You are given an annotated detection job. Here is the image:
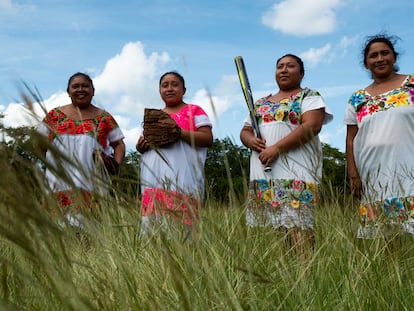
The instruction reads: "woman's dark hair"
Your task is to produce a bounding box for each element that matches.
[276,54,305,75]
[159,71,186,89]
[362,33,400,71]
[66,72,95,92]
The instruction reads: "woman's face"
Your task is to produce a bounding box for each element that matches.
[365,42,396,79]
[275,56,304,91]
[159,73,186,107]
[68,75,94,108]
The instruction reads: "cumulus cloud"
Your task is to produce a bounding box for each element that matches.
[190,88,231,126]
[0,0,35,14]
[262,0,343,36]
[299,43,332,67]
[297,35,359,69]
[338,35,358,55]
[93,41,170,116]
[0,91,69,128]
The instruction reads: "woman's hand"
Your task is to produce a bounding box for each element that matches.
[258,145,280,167]
[349,176,363,200]
[248,136,266,153]
[240,125,266,152]
[136,135,149,153]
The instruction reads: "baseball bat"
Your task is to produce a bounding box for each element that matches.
[234,56,272,173]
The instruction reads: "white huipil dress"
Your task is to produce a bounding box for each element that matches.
[245,88,333,230]
[344,74,414,238]
[139,104,212,234]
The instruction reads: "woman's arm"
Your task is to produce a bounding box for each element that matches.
[258,108,325,167]
[240,125,266,152]
[345,124,362,199]
[136,135,149,153]
[180,126,213,148]
[111,140,126,165]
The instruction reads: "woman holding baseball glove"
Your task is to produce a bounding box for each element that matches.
[136,71,213,237]
[240,54,333,255]
[37,72,126,227]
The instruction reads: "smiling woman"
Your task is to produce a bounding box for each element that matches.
[345,33,414,239]
[36,72,126,227]
[136,71,213,238]
[240,54,333,257]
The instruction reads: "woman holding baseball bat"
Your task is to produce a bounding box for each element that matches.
[240,54,333,255]
[136,71,213,238]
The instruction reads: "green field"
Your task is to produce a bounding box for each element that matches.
[0,95,412,310]
[1,147,414,311]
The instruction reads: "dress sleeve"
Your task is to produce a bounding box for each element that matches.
[343,102,358,125]
[105,113,125,143]
[301,90,333,125]
[243,114,252,127]
[36,109,56,137]
[191,104,212,129]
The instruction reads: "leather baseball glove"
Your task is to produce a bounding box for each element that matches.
[143,108,181,147]
[94,151,120,175]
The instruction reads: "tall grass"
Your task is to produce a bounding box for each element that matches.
[1,140,414,311]
[1,95,414,310]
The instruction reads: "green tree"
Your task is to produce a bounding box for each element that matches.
[321,142,347,198]
[204,137,250,203]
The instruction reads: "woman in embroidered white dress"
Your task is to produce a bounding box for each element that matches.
[37,72,125,224]
[136,72,213,235]
[345,34,414,239]
[240,54,333,253]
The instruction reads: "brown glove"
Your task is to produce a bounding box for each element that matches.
[101,153,120,175]
[94,151,120,175]
[143,108,181,147]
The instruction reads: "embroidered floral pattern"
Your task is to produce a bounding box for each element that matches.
[359,196,414,225]
[253,88,320,126]
[44,108,119,149]
[248,178,318,210]
[349,74,414,125]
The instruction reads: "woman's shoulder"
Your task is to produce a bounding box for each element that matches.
[45,106,65,119]
[301,87,322,97]
[404,73,414,85]
[185,103,208,116]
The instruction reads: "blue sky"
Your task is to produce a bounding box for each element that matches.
[0,0,413,153]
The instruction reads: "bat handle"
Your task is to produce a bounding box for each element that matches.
[264,166,272,173]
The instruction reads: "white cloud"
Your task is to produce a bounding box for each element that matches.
[338,35,359,55]
[299,43,332,67]
[93,41,170,118]
[122,126,140,153]
[0,0,35,14]
[262,0,343,36]
[190,88,231,126]
[0,91,69,128]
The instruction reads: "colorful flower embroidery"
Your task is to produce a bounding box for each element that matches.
[44,107,119,149]
[263,113,274,123]
[387,92,409,107]
[275,109,285,121]
[253,88,319,126]
[248,178,318,209]
[350,73,414,125]
[359,196,414,225]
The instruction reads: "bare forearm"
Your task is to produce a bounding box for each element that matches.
[345,125,359,178]
[181,127,213,147]
[240,127,254,148]
[113,141,126,165]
